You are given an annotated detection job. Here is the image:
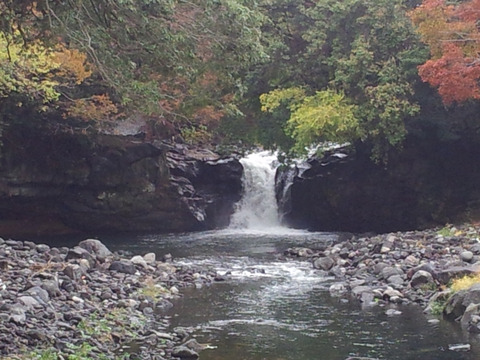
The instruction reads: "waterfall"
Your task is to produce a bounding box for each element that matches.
[229,151,282,230]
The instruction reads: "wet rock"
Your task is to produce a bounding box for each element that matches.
[171,345,199,359]
[313,257,335,271]
[460,303,480,332]
[444,284,480,320]
[329,283,347,296]
[385,309,402,316]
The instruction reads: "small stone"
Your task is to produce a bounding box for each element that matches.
[410,270,434,288]
[35,244,51,253]
[66,247,96,267]
[131,255,148,269]
[25,286,49,303]
[329,283,347,296]
[144,252,156,264]
[404,255,420,267]
[63,264,84,281]
[10,305,26,324]
[72,296,84,303]
[109,260,136,274]
[385,309,402,316]
[78,239,112,259]
[18,296,41,309]
[387,275,404,286]
[171,345,199,359]
[461,251,474,263]
[313,257,335,271]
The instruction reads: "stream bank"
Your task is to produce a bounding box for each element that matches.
[285,223,480,335]
[2,223,480,359]
[0,237,221,359]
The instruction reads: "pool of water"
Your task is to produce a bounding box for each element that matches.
[93,229,480,360]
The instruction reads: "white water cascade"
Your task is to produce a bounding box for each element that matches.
[229,151,282,230]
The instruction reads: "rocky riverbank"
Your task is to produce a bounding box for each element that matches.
[285,224,480,334]
[0,238,221,359]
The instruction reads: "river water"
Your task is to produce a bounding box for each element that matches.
[106,229,480,360]
[102,151,480,360]
[42,151,480,359]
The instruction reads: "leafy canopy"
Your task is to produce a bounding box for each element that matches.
[260,88,359,154]
[409,0,480,105]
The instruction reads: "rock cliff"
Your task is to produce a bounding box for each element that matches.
[278,139,480,233]
[0,126,242,238]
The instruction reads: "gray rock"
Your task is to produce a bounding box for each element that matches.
[381,266,404,280]
[25,286,49,304]
[17,296,41,309]
[109,260,136,274]
[313,257,335,271]
[171,345,199,359]
[35,244,50,253]
[469,244,480,255]
[436,267,477,285]
[444,284,480,319]
[131,255,148,269]
[404,255,420,267]
[385,309,402,316]
[329,283,347,296]
[387,275,404,286]
[78,239,112,259]
[460,251,474,263]
[144,252,156,264]
[460,303,480,331]
[9,305,26,324]
[63,264,84,281]
[65,247,96,267]
[410,270,434,288]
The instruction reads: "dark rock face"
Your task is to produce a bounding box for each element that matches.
[0,126,242,237]
[278,140,480,233]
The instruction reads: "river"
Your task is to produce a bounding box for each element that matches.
[101,228,478,360]
[41,151,480,359]
[102,152,479,360]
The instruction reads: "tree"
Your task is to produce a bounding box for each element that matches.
[243,0,426,160]
[0,0,268,141]
[409,0,480,105]
[260,87,359,154]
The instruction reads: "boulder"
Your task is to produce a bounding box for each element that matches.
[444,284,480,320]
[313,257,335,271]
[109,260,136,275]
[171,345,199,359]
[436,267,477,285]
[78,239,112,259]
[410,270,434,288]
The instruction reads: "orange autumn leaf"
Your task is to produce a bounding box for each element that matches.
[66,94,118,122]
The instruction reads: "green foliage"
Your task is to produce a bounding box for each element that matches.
[0,31,61,104]
[244,0,427,160]
[260,87,359,154]
[430,298,448,315]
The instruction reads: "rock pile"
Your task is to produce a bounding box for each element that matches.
[0,238,220,359]
[285,225,480,332]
